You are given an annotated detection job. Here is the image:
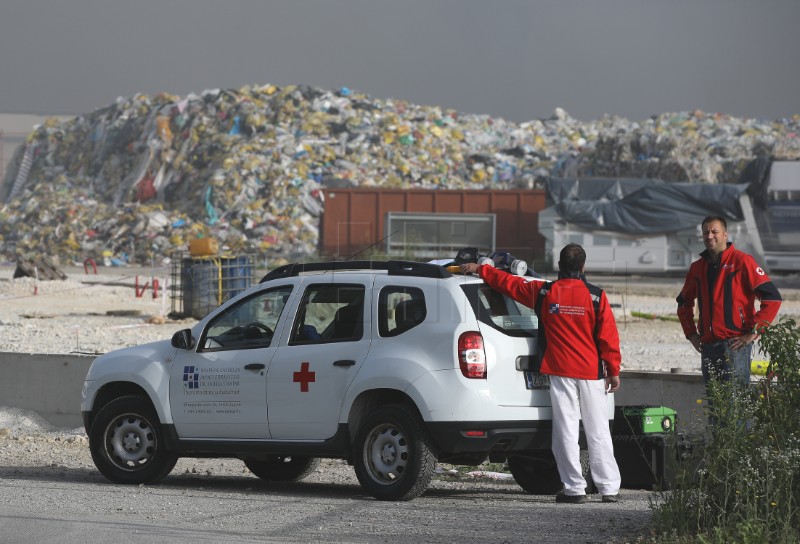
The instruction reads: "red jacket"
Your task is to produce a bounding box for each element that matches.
[477,265,621,379]
[677,243,782,343]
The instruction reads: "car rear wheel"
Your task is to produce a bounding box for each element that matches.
[353,404,435,501]
[508,450,563,494]
[244,456,320,482]
[89,395,178,484]
[580,449,597,494]
[509,449,596,495]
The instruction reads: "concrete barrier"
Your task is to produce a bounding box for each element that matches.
[614,370,707,433]
[0,352,708,432]
[0,352,94,428]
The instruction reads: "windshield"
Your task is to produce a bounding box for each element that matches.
[461,284,538,338]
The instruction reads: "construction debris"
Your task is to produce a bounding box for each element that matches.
[1,84,798,266]
[13,256,67,280]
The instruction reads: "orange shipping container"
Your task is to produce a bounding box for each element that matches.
[320,188,546,266]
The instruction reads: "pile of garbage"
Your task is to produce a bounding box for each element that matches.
[1,83,798,266]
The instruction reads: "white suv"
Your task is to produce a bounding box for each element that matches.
[81,259,612,500]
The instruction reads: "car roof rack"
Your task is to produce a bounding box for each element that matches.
[259,260,452,283]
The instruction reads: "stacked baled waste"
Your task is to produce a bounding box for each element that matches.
[1,84,799,266]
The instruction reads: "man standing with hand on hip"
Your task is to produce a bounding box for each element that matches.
[677,216,782,393]
[461,243,621,504]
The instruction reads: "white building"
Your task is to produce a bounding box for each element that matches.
[537,177,775,274]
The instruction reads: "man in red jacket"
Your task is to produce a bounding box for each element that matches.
[677,216,782,392]
[461,243,621,504]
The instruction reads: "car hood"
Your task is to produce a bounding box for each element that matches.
[86,339,175,378]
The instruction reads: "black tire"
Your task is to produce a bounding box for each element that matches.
[353,404,435,501]
[88,395,178,485]
[580,449,597,494]
[244,456,320,482]
[509,449,595,495]
[508,451,563,495]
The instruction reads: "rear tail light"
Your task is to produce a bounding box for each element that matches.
[458,331,486,379]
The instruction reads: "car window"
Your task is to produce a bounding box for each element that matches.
[379,286,426,337]
[200,285,293,351]
[461,284,538,338]
[289,283,365,345]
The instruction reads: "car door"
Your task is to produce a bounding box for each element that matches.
[267,277,372,440]
[169,284,295,439]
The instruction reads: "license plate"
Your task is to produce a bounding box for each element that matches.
[524,372,550,389]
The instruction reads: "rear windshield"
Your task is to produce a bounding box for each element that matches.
[461,284,538,338]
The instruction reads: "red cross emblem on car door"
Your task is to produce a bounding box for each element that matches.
[293,362,316,392]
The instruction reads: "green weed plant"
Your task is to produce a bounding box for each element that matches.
[645,317,800,544]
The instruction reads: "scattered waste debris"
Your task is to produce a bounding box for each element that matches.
[1,84,797,266]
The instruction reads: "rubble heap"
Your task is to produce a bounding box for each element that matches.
[1,84,798,266]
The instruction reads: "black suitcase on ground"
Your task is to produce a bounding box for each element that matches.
[613,433,689,491]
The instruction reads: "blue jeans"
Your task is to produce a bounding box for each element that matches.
[701,339,752,390]
[701,339,753,428]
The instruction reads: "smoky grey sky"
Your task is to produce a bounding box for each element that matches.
[2,0,799,123]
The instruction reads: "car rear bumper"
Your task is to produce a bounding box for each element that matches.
[425,420,553,458]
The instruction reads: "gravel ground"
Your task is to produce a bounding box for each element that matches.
[0,405,656,544]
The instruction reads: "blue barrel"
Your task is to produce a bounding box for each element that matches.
[221,256,253,302]
[180,258,194,318]
[185,259,219,319]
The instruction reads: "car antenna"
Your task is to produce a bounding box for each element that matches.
[345,230,399,261]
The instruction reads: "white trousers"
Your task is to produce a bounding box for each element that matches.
[549,375,621,496]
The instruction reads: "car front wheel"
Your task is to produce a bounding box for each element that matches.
[89,395,178,484]
[353,404,435,501]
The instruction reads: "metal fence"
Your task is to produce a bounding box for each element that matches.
[170,253,257,319]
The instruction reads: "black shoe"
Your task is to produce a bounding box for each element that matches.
[601,494,620,503]
[555,491,587,504]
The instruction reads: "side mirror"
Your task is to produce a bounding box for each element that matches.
[171,329,195,350]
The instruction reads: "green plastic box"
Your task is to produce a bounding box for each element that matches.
[614,406,677,434]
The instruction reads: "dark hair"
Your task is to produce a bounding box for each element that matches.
[701,216,728,230]
[558,243,586,273]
